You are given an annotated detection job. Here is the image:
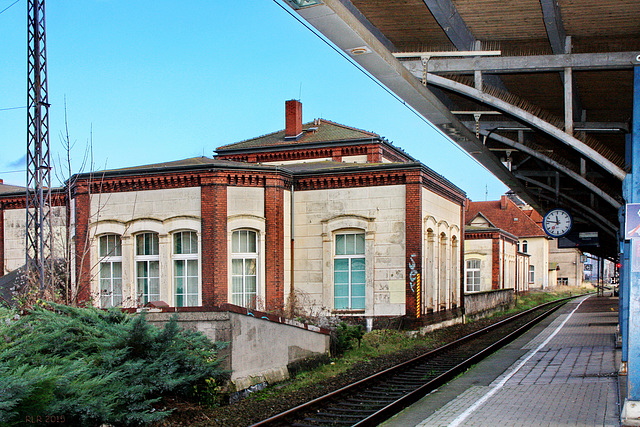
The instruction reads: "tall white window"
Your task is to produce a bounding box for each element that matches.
[522,240,528,253]
[99,234,122,307]
[529,265,535,283]
[136,232,160,305]
[465,259,481,292]
[334,233,365,310]
[231,230,258,308]
[173,231,199,307]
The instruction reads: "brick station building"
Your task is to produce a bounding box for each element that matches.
[1,100,465,322]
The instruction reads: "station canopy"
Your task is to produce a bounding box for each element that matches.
[285,0,640,259]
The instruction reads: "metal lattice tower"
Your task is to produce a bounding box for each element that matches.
[26,0,53,292]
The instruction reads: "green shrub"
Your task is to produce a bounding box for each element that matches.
[331,322,364,356]
[0,304,226,426]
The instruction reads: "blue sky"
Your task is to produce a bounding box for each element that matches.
[0,0,508,201]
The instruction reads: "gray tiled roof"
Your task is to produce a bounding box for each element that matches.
[216,119,380,152]
[0,183,26,195]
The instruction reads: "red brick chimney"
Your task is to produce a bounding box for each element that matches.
[500,195,508,210]
[285,99,302,139]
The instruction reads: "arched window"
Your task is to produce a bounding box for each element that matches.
[465,259,481,292]
[99,234,122,307]
[173,231,199,307]
[529,265,535,283]
[334,232,365,310]
[522,240,528,254]
[136,232,160,305]
[231,230,258,308]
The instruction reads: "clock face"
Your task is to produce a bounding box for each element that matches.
[543,209,572,237]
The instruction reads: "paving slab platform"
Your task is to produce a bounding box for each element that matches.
[382,294,621,427]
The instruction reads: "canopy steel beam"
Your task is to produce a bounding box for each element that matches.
[514,174,618,235]
[399,51,640,74]
[478,130,622,208]
[288,0,540,210]
[461,120,629,133]
[426,73,627,180]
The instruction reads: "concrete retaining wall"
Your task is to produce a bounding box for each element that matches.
[143,307,330,391]
[464,289,514,317]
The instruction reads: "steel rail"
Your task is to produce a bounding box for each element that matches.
[251,295,579,427]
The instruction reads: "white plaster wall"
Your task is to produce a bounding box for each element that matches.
[422,188,462,311]
[293,185,406,317]
[227,187,264,218]
[92,187,200,222]
[4,206,67,274]
[549,239,584,287]
[502,240,517,290]
[342,155,368,163]
[464,239,492,293]
[522,237,549,288]
[4,209,27,273]
[261,158,332,166]
[89,187,202,307]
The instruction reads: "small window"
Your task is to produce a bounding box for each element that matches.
[465,259,481,292]
[173,231,199,307]
[558,277,569,286]
[334,233,365,310]
[99,234,122,307]
[529,265,535,283]
[136,232,160,305]
[522,240,528,254]
[231,230,258,308]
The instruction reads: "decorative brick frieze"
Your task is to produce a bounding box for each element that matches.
[405,171,422,317]
[382,146,407,163]
[296,171,408,191]
[201,175,227,308]
[86,174,200,194]
[217,145,370,164]
[227,173,265,187]
[264,176,285,311]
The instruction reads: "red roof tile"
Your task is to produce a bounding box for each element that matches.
[467,198,547,238]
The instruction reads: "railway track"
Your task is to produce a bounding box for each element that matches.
[251,297,573,427]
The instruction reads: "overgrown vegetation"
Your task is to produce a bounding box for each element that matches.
[331,322,365,356]
[0,303,227,426]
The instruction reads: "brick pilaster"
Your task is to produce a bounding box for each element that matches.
[74,183,91,304]
[405,172,422,317]
[367,145,382,163]
[492,236,500,289]
[332,148,342,162]
[0,205,4,277]
[201,175,227,308]
[265,176,285,311]
[459,200,465,310]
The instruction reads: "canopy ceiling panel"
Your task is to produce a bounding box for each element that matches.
[287,0,640,258]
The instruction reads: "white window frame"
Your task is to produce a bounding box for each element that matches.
[231,229,259,308]
[172,230,199,307]
[529,265,535,283]
[465,259,481,293]
[333,232,366,310]
[522,240,528,254]
[135,232,160,305]
[99,234,122,307]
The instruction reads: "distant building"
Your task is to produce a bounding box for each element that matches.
[465,195,549,290]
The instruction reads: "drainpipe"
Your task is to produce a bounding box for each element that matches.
[289,183,295,317]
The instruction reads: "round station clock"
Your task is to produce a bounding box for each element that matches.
[542,208,573,238]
